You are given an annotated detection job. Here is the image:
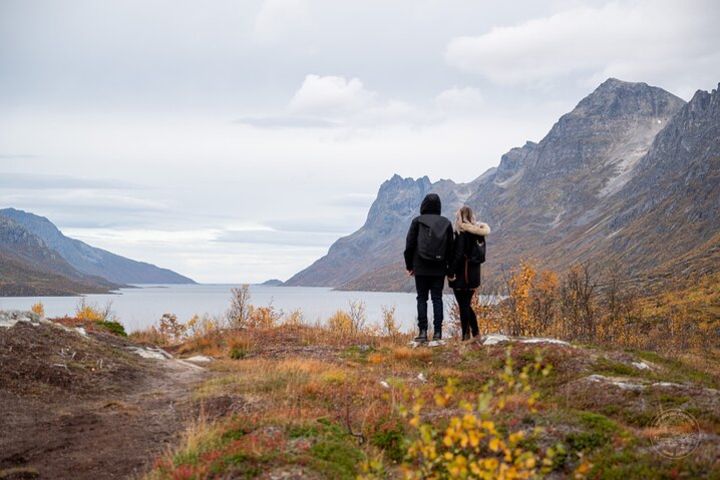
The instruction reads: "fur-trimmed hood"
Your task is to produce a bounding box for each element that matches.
[456,221,491,236]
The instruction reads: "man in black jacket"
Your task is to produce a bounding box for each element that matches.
[403,193,453,342]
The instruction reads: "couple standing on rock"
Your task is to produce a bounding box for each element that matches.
[404,193,490,342]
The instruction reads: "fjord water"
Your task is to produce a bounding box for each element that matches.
[0,284,424,332]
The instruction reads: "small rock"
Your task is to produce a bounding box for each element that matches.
[185,355,213,363]
[519,337,570,346]
[651,381,685,389]
[632,361,651,370]
[0,310,40,329]
[482,334,510,345]
[417,372,427,383]
[127,346,172,360]
[585,374,645,391]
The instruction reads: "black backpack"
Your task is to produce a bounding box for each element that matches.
[467,236,486,264]
[417,215,450,262]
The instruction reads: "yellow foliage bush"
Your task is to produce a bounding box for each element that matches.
[283,308,305,327]
[361,349,564,480]
[74,299,112,322]
[492,259,711,353]
[328,309,354,336]
[246,305,281,329]
[381,305,401,340]
[504,261,537,336]
[30,302,45,318]
[186,314,222,339]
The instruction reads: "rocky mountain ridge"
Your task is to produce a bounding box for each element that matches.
[287,79,719,291]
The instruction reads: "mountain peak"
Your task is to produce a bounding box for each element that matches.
[565,78,685,121]
[381,174,431,192]
[596,77,643,90]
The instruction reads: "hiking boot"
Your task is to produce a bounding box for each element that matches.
[414,329,428,343]
[432,329,442,341]
[461,332,471,341]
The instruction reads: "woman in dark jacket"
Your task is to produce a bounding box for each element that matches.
[448,206,491,340]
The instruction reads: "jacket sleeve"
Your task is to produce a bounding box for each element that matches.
[451,232,465,276]
[403,218,418,271]
[445,224,456,275]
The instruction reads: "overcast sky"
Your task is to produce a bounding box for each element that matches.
[1,0,718,283]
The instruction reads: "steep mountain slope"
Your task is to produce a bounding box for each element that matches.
[0,217,117,295]
[496,81,720,285]
[287,79,719,291]
[594,84,720,280]
[0,208,195,285]
[458,78,690,283]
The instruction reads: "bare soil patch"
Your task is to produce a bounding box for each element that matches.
[0,321,207,479]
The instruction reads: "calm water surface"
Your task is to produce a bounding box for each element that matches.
[0,284,432,332]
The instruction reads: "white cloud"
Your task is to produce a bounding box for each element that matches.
[285,74,423,126]
[289,74,375,116]
[434,86,484,113]
[445,0,720,89]
[252,0,310,44]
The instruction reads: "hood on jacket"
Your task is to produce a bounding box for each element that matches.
[420,193,441,215]
[457,221,491,236]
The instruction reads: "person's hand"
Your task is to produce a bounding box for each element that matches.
[407,270,415,277]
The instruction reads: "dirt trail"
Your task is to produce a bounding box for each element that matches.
[0,323,207,480]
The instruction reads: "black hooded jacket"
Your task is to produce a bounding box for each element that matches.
[403,194,454,276]
[448,221,490,290]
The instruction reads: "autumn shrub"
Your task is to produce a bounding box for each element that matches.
[492,259,714,354]
[99,320,127,336]
[530,270,559,334]
[503,261,537,336]
[348,299,368,333]
[30,302,45,318]
[559,264,596,341]
[75,298,114,322]
[228,334,255,359]
[283,308,305,327]
[246,304,282,329]
[186,313,223,339]
[158,313,187,343]
[70,299,127,336]
[381,305,402,341]
[227,284,251,328]
[328,310,354,337]
[360,349,580,480]
[129,326,168,345]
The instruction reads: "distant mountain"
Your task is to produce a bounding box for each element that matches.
[287,79,719,291]
[0,208,195,286]
[285,175,473,288]
[260,279,285,286]
[0,216,117,295]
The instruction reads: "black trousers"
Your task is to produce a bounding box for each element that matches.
[453,289,479,337]
[415,275,445,331]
